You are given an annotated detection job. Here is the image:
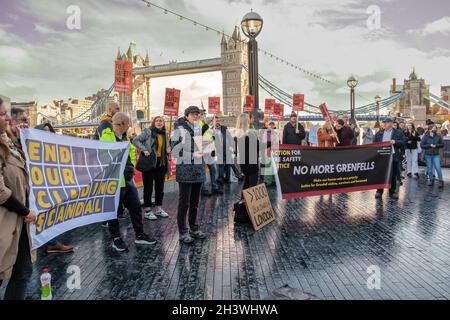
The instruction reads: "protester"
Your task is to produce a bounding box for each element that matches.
[405,123,421,178]
[350,123,360,145]
[374,118,405,199]
[261,121,280,186]
[93,101,120,140]
[35,123,75,253]
[335,119,354,146]
[236,113,260,193]
[362,126,374,145]
[132,116,169,220]
[212,116,234,184]
[100,112,156,251]
[0,98,36,300]
[421,125,444,188]
[199,109,222,196]
[317,121,338,147]
[10,107,29,144]
[93,102,126,223]
[172,106,207,244]
[282,112,305,145]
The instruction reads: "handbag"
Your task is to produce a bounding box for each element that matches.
[136,151,157,172]
[233,200,251,224]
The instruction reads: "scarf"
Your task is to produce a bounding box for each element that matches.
[1,132,24,163]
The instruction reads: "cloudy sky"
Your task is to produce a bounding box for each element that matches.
[0,0,449,114]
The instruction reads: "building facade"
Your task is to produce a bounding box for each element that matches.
[221,26,249,116]
[390,68,430,123]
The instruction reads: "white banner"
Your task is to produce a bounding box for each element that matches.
[20,129,129,249]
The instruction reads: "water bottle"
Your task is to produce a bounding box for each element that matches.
[40,268,52,300]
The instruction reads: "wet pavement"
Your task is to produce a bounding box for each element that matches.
[6,168,450,300]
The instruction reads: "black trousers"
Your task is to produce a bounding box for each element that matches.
[241,171,259,199]
[108,180,144,239]
[177,183,202,234]
[142,165,167,207]
[377,159,399,195]
[0,223,33,300]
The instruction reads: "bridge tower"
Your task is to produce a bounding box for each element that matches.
[221,26,249,116]
[117,42,150,123]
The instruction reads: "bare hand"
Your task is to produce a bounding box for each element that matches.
[431,144,436,148]
[391,140,396,145]
[295,129,299,134]
[143,151,150,157]
[24,212,36,223]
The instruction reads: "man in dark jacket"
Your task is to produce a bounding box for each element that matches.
[282,112,305,145]
[335,119,354,146]
[374,118,405,199]
[92,101,120,140]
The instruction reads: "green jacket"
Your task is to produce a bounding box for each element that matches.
[100,128,136,187]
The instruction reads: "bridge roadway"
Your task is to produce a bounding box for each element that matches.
[7,168,449,300]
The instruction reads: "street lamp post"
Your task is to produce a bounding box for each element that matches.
[347,76,358,125]
[241,10,263,128]
[374,95,381,128]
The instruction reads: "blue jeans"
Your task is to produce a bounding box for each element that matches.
[425,155,443,181]
[202,164,219,192]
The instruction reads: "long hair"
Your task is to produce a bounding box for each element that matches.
[150,116,166,131]
[407,122,416,134]
[321,121,333,134]
[235,113,250,138]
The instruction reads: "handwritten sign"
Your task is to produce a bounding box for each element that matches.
[243,184,276,231]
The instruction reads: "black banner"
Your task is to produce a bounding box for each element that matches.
[273,142,394,199]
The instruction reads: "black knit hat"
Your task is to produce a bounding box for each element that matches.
[184,106,201,116]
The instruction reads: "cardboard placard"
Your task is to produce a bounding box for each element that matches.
[265,98,276,114]
[243,95,255,113]
[243,183,276,231]
[114,60,133,94]
[293,93,304,112]
[164,88,181,116]
[208,97,221,114]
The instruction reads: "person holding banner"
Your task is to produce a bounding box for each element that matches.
[282,112,305,145]
[0,98,36,300]
[374,118,405,199]
[101,112,157,252]
[34,123,75,254]
[132,116,170,220]
[172,106,207,244]
[318,121,338,147]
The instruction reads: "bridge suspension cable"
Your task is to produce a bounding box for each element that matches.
[62,84,115,125]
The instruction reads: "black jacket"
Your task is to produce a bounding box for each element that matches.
[282,122,305,145]
[336,126,355,147]
[374,128,405,161]
[405,131,421,150]
[172,117,205,183]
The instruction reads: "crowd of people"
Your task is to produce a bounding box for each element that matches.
[0,96,448,299]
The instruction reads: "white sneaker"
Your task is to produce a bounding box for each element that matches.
[155,208,169,218]
[144,210,158,220]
